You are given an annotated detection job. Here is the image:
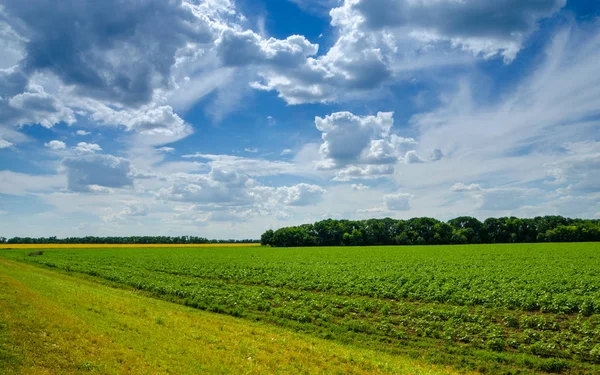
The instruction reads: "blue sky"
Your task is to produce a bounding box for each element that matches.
[0,0,599,238]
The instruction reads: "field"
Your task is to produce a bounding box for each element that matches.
[0,258,465,375]
[1,243,600,374]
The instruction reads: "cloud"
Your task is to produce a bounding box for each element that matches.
[222,0,564,104]
[215,27,390,104]
[451,182,482,192]
[120,202,148,217]
[287,0,341,14]
[418,24,600,156]
[157,146,175,153]
[404,150,424,164]
[211,17,398,104]
[2,0,222,106]
[0,66,27,98]
[331,0,566,63]
[159,169,255,205]
[312,111,427,180]
[208,209,252,223]
[248,29,393,104]
[384,192,413,211]
[5,83,76,128]
[0,138,13,149]
[250,183,327,210]
[352,183,369,190]
[165,204,261,226]
[0,0,234,145]
[62,154,133,192]
[101,201,148,222]
[181,153,296,177]
[0,0,598,239]
[398,22,600,201]
[478,187,542,211]
[160,167,325,211]
[545,142,600,193]
[451,183,542,211]
[0,10,26,69]
[217,29,318,68]
[316,111,394,167]
[273,183,326,206]
[168,66,237,112]
[74,142,102,154]
[356,207,385,214]
[430,148,444,161]
[0,170,66,195]
[244,147,258,153]
[0,0,564,142]
[45,140,66,150]
[333,164,394,181]
[88,185,115,194]
[548,194,600,218]
[87,102,192,136]
[0,70,190,143]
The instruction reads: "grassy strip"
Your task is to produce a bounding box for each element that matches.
[0,258,466,375]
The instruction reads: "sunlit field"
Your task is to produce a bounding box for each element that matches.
[2,243,600,374]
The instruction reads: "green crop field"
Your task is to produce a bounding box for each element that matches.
[1,243,600,374]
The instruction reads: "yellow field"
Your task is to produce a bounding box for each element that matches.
[0,258,467,375]
[0,243,260,249]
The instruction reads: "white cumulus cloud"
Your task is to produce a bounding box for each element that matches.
[74,142,102,154]
[45,140,66,150]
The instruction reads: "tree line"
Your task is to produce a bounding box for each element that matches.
[261,216,600,247]
[0,236,259,245]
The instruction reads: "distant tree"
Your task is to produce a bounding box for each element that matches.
[262,216,599,247]
[448,216,483,243]
[261,230,274,246]
[342,228,364,246]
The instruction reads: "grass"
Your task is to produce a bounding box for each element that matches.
[0,258,465,375]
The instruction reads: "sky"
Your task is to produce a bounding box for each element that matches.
[0,0,599,239]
